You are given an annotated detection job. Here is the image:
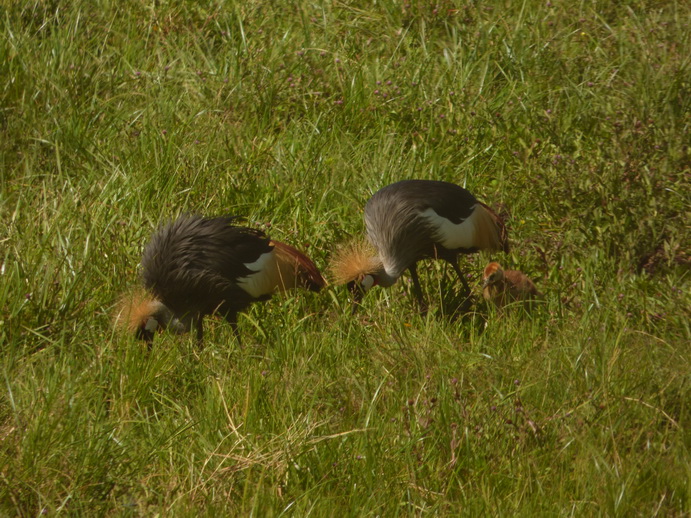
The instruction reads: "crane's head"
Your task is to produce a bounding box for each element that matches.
[482,262,506,288]
[114,289,187,343]
[330,241,384,304]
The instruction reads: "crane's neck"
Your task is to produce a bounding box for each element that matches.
[374,267,398,287]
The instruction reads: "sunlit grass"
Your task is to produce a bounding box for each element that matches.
[1,0,689,515]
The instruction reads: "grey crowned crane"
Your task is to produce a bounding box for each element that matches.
[116,215,325,344]
[482,262,541,310]
[331,179,509,309]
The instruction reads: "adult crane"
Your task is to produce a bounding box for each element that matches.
[331,179,508,309]
[117,215,325,344]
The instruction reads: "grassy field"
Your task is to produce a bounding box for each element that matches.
[1,0,689,515]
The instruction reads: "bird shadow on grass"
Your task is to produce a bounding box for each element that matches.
[428,273,489,330]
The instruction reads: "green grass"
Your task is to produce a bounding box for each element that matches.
[1,0,689,514]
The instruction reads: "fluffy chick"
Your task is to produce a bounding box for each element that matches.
[482,262,541,310]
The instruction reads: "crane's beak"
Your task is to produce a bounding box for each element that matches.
[136,316,159,344]
[347,281,366,313]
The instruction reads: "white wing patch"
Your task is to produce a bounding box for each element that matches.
[236,250,278,298]
[419,205,480,249]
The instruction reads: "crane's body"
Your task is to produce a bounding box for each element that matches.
[122,215,325,344]
[332,180,508,308]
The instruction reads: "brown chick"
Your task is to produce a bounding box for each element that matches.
[482,262,541,310]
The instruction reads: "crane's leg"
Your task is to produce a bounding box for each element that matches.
[230,321,242,347]
[225,313,242,347]
[408,263,428,314]
[450,261,471,297]
[195,317,204,346]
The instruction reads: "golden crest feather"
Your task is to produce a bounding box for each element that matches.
[329,240,382,285]
[113,288,161,333]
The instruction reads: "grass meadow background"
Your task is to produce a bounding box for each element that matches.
[1,0,689,515]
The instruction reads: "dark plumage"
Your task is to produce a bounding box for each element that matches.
[124,215,325,344]
[332,180,508,308]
